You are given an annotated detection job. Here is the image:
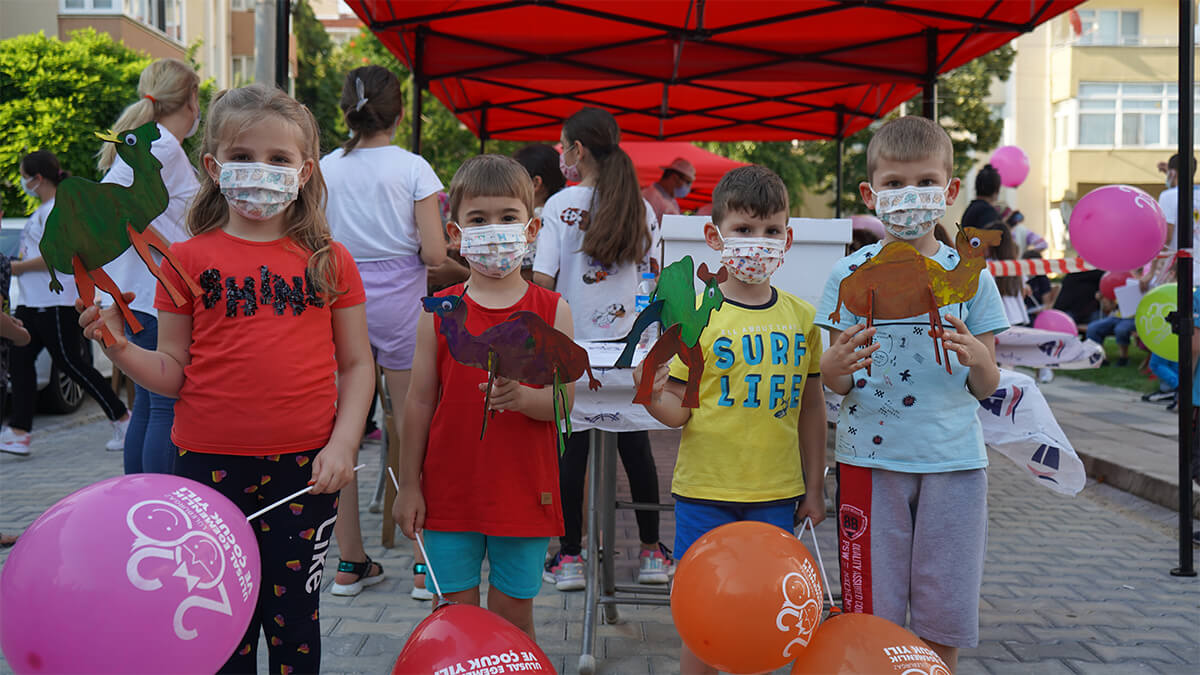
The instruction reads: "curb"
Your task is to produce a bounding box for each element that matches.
[1076,449,1200,518]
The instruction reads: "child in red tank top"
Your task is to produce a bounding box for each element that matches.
[393,155,576,641]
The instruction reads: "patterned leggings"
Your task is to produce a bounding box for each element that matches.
[175,448,339,675]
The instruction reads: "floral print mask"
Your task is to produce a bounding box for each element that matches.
[869,184,949,239]
[458,222,529,278]
[719,234,787,285]
[216,160,301,221]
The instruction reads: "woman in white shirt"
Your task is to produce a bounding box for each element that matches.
[2,152,131,457]
[322,65,446,598]
[93,58,201,475]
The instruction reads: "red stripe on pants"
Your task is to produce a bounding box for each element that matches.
[837,464,873,614]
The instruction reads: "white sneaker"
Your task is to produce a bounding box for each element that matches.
[0,426,31,456]
[106,417,130,451]
[411,585,434,601]
[637,543,674,584]
[1037,368,1054,384]
[543,551,585,591]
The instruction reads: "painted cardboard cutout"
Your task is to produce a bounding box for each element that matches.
[828,226,1002,374]
[422,293,601,454]
[39,122,201,346]
[610,255,727,407]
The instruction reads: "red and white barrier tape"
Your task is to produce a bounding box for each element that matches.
[987,257,1094,277]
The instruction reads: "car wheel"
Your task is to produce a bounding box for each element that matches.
[38,336,93,414]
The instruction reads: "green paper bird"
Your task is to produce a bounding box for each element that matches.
[38,122,201,346]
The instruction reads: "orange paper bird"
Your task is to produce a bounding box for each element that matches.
[828,226,1002,374]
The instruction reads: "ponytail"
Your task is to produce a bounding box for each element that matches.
[563,107,649,267]
[99,58,199,171]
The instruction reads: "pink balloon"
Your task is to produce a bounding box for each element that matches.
[990,146,1030,187]
[0,475,260,674]
[1033,309,1078,335]
[1069,185,1167,272]
[850,214,885,239]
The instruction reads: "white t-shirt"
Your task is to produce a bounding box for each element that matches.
[1156,186,1200,279]
[98,122,199,316]
[321,145,443,262]
[17,199,78,307]
[532,185,660,340]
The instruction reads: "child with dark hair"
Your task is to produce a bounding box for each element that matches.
[960,164,1002,230]
[512,143,566,279]
[321,64,448,600]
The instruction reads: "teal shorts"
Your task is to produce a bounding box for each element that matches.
[421,530,550,599]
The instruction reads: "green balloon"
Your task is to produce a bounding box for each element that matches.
[1135,283,1178,360]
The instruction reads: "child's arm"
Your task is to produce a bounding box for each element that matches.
[309,303,374,495]
[819,325,879,395]
[631,361,692,428]
[415,194,447,268]
[482,297,577,420]
[0,313,30,346]
[531,272,556,290]
[77,293,190,398]
[794,375,827,526]
[394,311,439,539]
[940,313,1000,400]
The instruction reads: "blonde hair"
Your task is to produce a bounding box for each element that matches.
[98,58,199,171]
[447,154,535,223]
[865,116,954,183]
[189,83,343,301]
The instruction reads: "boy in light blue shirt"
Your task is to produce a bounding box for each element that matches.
[816,116,1009,671]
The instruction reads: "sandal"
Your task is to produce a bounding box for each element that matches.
[0,533,17,548]
[330,555,385,596]
[411,562,434,601]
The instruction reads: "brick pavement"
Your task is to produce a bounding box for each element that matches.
[1,402,1198,674]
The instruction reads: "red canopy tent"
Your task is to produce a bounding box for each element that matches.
[345,1,1086,145]
[622,141,749,212]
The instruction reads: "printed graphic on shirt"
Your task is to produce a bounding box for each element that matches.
[198,266,325,318]
[707,323,809,412]
[590,303,627,328]
[560,206,590,231]
[582,256,617,285]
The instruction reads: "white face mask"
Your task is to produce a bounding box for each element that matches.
[458,222,529,278]
[186,108,201,139]
[214,160,301,221]
[869,184,949,240]
[718,233,787,284]
[20,175,39,199]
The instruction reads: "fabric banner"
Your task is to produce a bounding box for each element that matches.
[994,326,1104,370]
[825,368,1085,496]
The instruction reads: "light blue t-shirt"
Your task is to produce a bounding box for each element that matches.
[815,241,1010,473]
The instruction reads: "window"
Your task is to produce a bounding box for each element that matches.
[60,0,117,10]
[1076,82,1200,147]
[1076,9,1140,46]
[232,56,256,87]
[232,0,256,11]
[164,0,183,42]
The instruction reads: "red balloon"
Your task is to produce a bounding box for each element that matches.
[392,603,554,675]
[790,613,950,674]
[671,521,824,674]
[1098,270,1132,301]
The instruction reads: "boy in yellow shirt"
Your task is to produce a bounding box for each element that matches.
[636,165,826,674]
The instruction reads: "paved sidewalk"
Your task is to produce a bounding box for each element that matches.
[1,395,1198,674]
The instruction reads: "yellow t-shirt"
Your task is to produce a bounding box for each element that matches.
[668,288,823,503]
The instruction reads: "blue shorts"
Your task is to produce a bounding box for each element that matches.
[673,498,798,559]
[421,530,550,599]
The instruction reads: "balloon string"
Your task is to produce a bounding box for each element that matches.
[388,467,446,603]
[245,464,366,522]
[799,516,839,614]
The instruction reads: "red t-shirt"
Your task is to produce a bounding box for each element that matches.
[422,283,565,538]
[155,229,365,455]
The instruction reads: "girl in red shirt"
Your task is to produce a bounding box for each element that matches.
[393,154,574,640]
[80,83,374,674]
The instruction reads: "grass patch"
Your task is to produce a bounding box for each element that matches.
[1055,338,1161,394]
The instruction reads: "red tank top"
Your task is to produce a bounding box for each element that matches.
[422,283,565,537]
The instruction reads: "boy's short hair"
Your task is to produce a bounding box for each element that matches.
[711,165,789,226]
[448,154,535,222]
[1168,153,1197,177]
[866,116,954,183]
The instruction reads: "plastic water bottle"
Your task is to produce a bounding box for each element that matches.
[635,272,656,348]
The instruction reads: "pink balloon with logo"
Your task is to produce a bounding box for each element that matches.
[990,146,1030,187]
[1033,309,1078,336]
[0,474,260,674]
[1069,185,1167,272]
[850,214,885,239]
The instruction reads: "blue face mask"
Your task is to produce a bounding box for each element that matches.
[673,182,691,200]
[20,175,39,199]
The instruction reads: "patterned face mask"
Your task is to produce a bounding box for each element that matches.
[719,234,787,285]
[869,184,949,240]
[215,160,301,221]
[458,222,529,278]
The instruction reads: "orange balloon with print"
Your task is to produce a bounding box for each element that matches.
[670,521,824,674]
[789,612,950,674]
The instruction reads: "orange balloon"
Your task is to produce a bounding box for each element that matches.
[671,521,824,674]
[789,613,950,674]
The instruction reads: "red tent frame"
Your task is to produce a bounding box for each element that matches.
[347,1,1085,145]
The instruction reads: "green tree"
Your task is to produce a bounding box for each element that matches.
[292,0,346,154]
[0,29,151,216]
